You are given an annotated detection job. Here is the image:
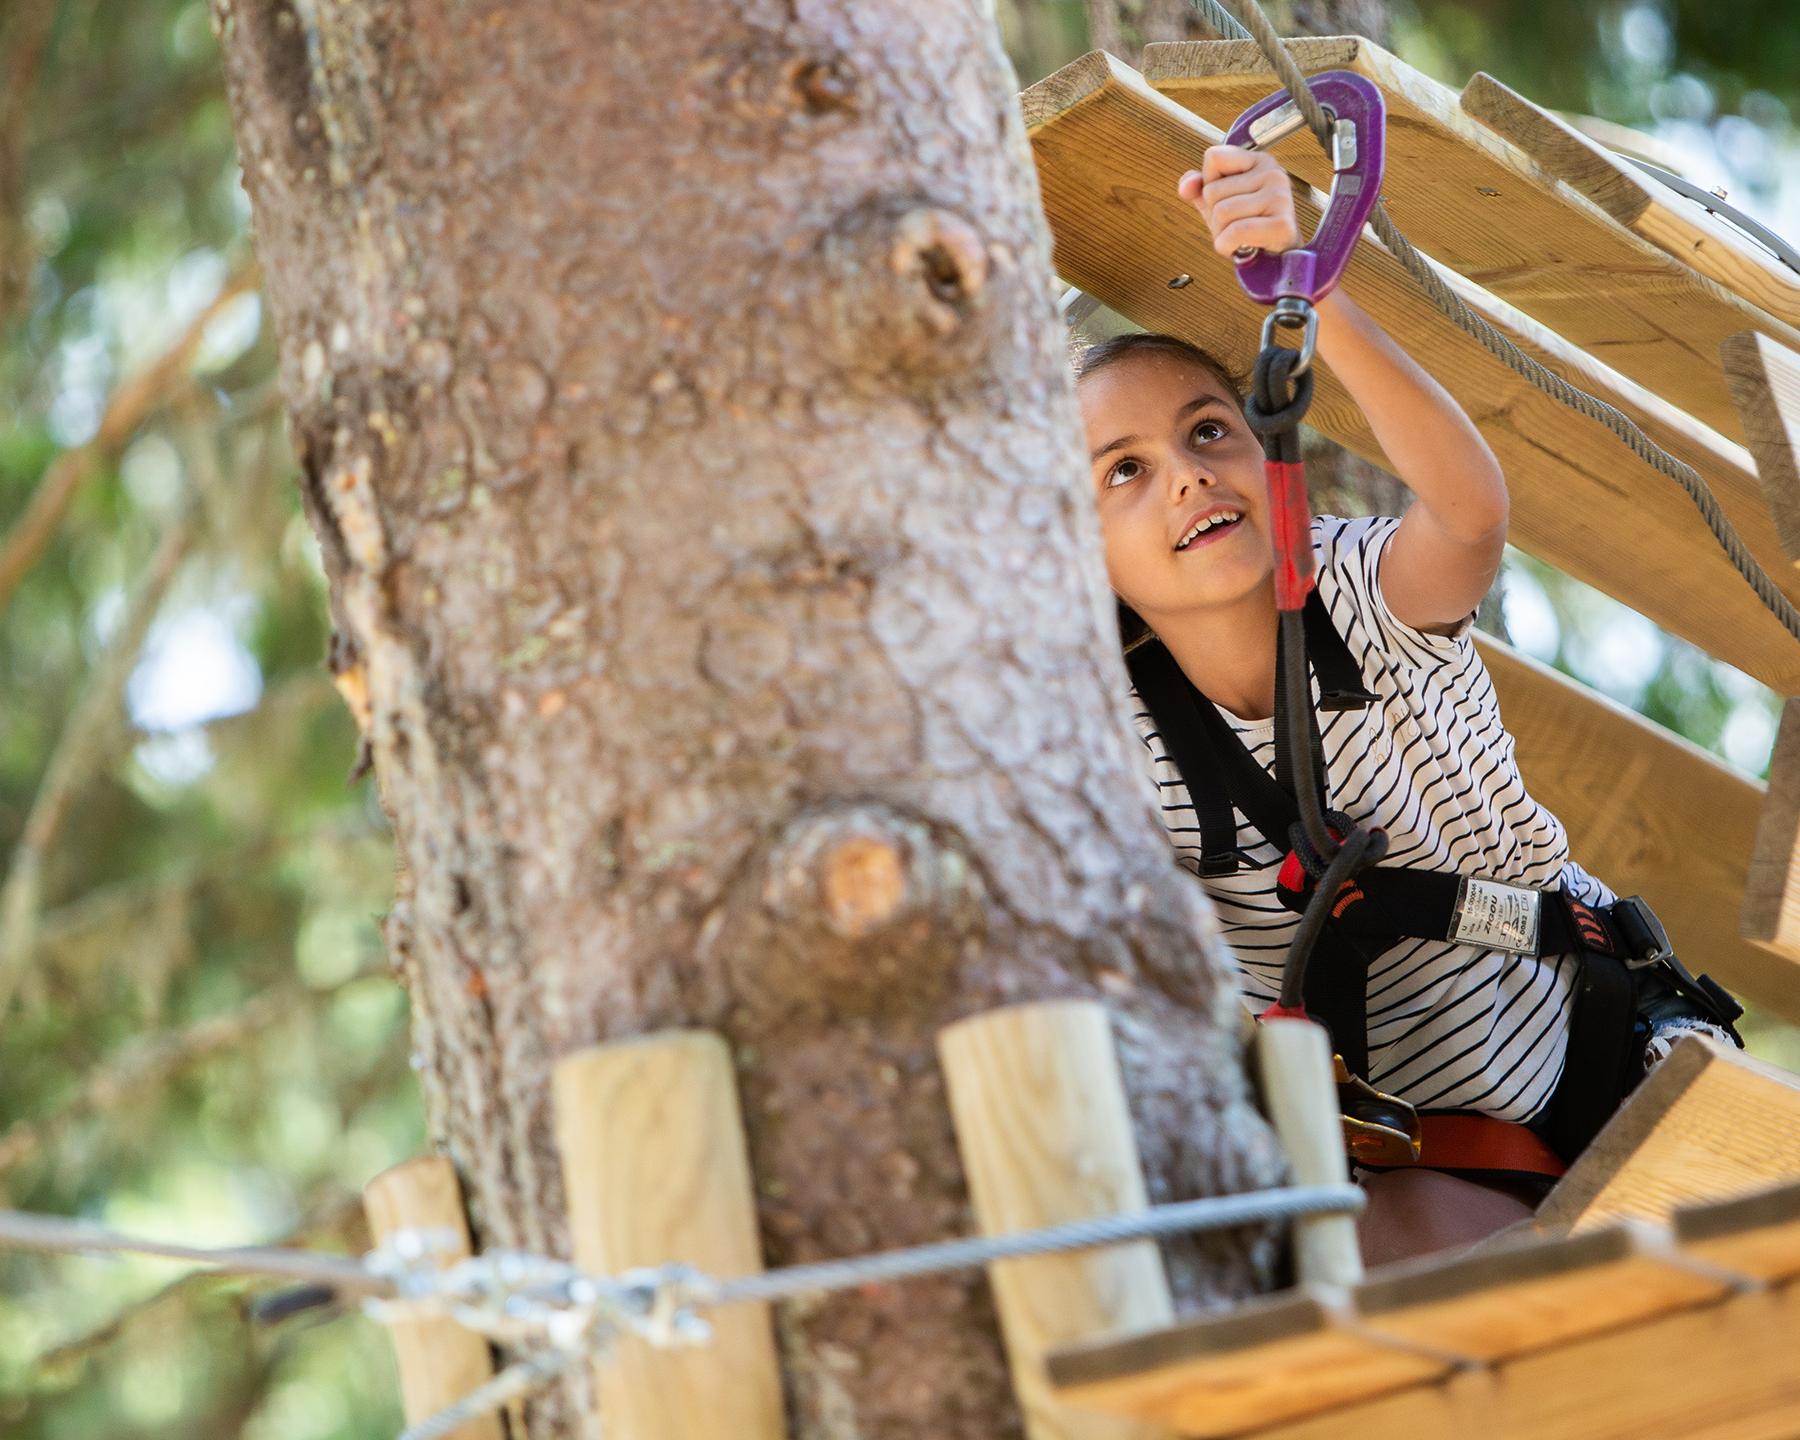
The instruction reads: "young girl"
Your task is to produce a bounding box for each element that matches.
[1081,146,1739,1265]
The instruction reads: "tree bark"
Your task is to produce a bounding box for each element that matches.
[210,2,1280,1436]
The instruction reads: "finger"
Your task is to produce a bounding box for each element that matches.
[1213,216,1297,257]
[1195,170,1277,212]
[1177,169,1204,204]
[1201,144,1265,182]
[1206,191,1285,231]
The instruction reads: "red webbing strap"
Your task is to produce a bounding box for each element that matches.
[1266,459,1314,609]
[1399,1114,1568,1179]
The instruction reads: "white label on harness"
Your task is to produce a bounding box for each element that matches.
[1448,877,1541,954]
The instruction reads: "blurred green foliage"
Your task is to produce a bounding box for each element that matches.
[0,1,1795,1436]
[0,3,415,1437]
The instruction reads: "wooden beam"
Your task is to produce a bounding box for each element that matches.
[1462,73,1800,336]
[1673,1179,1800,1283]
[1195,1282,1800,1440]
[939,1001,1177,1440]
[1350,1223,1727,1363]
[1140,37,1800,444]
[1045,1288,1450,1437]
[1021,53,1800,692]
[1722,332,1800,566]
[1535,1036,1800,1235]
[1743,699,1800,965]
[1475,635,1800,1024]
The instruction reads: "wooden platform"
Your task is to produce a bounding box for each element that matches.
[1022,51,1800,692]
[1049,1041,1800,1437]
[1050,1172,1800,1438]
[1535,1037,1800,1235]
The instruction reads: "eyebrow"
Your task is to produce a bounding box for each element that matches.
[1089,394,1234,463]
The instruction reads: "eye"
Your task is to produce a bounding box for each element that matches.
[1191,419,1226,445]
[1105,457,1146,488]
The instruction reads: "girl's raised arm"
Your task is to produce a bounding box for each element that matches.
[1182,147,1508,634]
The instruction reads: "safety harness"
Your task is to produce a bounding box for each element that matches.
[1146,71,1745,1180]
[1127,598,1745,1176]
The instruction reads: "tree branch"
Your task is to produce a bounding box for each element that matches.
[0,509,199,1016]
[0,962,392,1182]
[0,0,60,329]
[0,262,259,616]
[20,1188,365,1388]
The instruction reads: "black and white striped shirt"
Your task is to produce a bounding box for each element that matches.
[1132,515,1612,1123]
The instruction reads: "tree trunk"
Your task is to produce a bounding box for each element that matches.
[210,3,1280,1436]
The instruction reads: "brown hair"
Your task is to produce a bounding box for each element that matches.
[1073,331,1244,407]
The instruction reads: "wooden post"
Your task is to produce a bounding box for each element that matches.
[938,1000,1176,1440]
[552,1031,787,1440]
[1744,699,1800,958]
[1730,331,1800,964]
[1722,332,1800,567]
[363,1156,504,1440]
[1253,1018,1363,1288]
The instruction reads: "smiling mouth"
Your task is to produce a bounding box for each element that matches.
[1174,511,1245,551]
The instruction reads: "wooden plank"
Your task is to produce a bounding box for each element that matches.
[1022,53,1800,692]
[1352,1222,1727,1363]
[363,1157,504,1440]
[1140,37,1800,444]
[1742,699,1800,965]
[1462,72,1800,336]
[1674,1179,1800,1283]
[939,1002,1176,1440]
[1722,331,1800,565]
[1476,636,1800,1024]
[1536,1036,1800,1235]
[553,1033,788,1440]
[1224,1282,1800,1440]
[1046,1288,1449,1437]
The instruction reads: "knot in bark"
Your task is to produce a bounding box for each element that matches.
[789,56,858,115]
[764,804,972,940]
[815,202,996,387]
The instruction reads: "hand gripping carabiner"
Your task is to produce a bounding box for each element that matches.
[1225,71,1386,373]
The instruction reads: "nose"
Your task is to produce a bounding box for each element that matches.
[1168,458,1216,503]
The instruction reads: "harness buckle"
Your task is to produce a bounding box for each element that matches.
[1224,71,1387,310]
[1333,1054,1422,1166]
[1611,894,1673,968]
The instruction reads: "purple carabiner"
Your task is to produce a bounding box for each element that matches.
[1223,71,1386,307]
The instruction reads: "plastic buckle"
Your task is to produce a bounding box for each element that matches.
[1613,895,1673,969]
[1224,71,1387,311]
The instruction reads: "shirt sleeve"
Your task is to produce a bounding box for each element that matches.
[1313,514,1475,671]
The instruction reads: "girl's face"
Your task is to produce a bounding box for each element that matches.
[1079,352,1272,622]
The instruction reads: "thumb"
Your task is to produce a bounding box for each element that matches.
[1177,169,1204,204]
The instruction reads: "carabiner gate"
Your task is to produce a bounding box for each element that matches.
[1224,71,1386,311]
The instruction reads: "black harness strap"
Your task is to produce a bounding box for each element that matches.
[1130,591,1385,1072]
[1126,641,1242,877]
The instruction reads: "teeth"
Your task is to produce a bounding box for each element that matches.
[1175,511,1242,550]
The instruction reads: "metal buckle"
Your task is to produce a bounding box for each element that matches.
[1334,1054,1422,1166]
[1613,895,1673,969]
[1259,297,1320,377]
[1223,71,1387,310]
